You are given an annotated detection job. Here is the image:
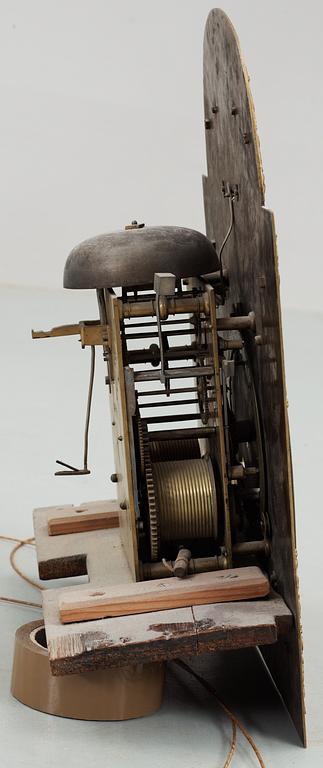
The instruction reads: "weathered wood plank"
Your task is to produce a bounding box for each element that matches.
[193,595,293,653]
[48,509,119,536]
[58,567,269,623]
[43,582,197,675]
[42,585,290,676]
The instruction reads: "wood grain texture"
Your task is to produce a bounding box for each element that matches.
[34,506,289,676]
[41,586,291,676]
[59,567,269,623]
[193,596,292,651]
[203,8,305,744]
[48,509,119,536]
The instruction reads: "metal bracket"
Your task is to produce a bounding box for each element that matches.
[153,273,176,387]
[32,321,110,348]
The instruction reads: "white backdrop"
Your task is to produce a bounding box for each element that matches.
[1,4,323,764]
[0,0,322,312]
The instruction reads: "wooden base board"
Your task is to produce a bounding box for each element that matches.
[34,503,291,677]
[43,586,292,676]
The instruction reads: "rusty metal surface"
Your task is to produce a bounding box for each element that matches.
[64,226,217,289]
[203,8,306,744]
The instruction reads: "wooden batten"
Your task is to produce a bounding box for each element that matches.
[48,509,119,536]
[59,566,269,624]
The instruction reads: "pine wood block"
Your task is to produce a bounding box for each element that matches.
[48,509,119,536]
[59,566,269,624]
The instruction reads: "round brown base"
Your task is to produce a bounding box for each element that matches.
[11,620,165,720]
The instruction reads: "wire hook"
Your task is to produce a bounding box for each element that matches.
[55,345,95,476]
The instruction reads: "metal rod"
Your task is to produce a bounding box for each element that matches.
[155,290,166,384]
[122,295,255,333]
[148,426,216,441]
[124,318,195,329]
[125,328,195,340]
[126,332,243,347]
[55,345,95,477]
[126,330,243,345]
[218,338,243,350]
[222,368,231,476]
[121,295,209,319]
[142,553,227,580]
[218,183,235,277]
[128,346,207,365]
[217,313,255,331]
[137,385,213,398]
[139,398,199,409]
[56,459,79,472]
[125,289,197,303]
[232,540,269,557]
[134,366,214,382]
[144,412,201,425]
[83,345,95,471]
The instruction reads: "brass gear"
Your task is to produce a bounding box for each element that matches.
[137,417,146,478]
[141,420,160,561]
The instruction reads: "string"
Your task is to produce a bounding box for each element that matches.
[0,595,42,609]
[9,538,45,591]
[1,537,265,767]
[0,534,43,610]
[174,659,266,768]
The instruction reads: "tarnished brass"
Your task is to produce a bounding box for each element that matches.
[149,439,200,462]
[152,457,217,544]
[120,294,210,320]
[32,321,110,347]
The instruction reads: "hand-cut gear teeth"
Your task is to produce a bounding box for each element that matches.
[137,418,146,479]
[141,420,160,561]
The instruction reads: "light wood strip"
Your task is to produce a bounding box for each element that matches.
[59,566,269,623]
[48,510,119,536]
